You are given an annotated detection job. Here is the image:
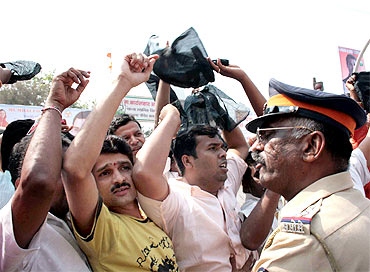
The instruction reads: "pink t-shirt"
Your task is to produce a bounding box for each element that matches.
[138,152,256,271]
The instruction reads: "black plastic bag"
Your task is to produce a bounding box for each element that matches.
[0,60,41,84]
[181,85,249,132]
[149,27,215,88]
[143,28,249,133]
[354,71,370,113]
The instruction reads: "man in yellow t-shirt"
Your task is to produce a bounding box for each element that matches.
[62,53,178,271]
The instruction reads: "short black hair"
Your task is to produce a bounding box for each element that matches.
[101,135,134,165]
[107,114,141,135]
[172,125,222,175]
[1,119,34,171]
[8,134,71,185]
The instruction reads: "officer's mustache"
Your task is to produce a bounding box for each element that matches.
[246,151,265,166]
[111,182,131,193]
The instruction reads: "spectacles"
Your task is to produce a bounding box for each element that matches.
[256,126,314,143]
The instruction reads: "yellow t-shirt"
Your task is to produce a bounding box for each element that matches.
[72,199,178,272]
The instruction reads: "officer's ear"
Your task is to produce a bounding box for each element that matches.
[302,131,325,162]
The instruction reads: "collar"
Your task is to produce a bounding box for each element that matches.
[280,171,353,218]
[172,177,222,198]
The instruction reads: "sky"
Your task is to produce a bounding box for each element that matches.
[2,0,370,117]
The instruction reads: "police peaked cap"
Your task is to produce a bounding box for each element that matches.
[246,78,367,136]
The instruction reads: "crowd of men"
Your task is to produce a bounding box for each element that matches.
[0,52,369,272]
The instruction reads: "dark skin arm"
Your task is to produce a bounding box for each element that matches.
[222,126,249,160]
[11,68,89,248]
[240,189,280,250]
[154,80,171,127]
[208,58,267,117]
[153,41,171,128]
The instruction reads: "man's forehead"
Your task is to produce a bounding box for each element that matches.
[196,134,223,146]
[94,153,132,170]
[115,121,142,136]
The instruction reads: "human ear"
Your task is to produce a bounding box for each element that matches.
[15,178,20,189]
[302,131,325,162]
[181,155,193,169]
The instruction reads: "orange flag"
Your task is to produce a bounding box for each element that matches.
[107,53,112,71]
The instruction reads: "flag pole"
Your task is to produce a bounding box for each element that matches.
[354,38,370,72]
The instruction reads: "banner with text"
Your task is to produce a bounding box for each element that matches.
[121,96,155,123]
[0,104,91,130]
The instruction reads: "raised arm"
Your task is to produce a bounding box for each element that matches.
[11,68,89,248]
[133,104,181,201]
[154,80,171,127]
[62,53,158,236]
[222,125,249,160]
[208,58,267,117]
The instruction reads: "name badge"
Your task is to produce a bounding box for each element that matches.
[281,217,311,234]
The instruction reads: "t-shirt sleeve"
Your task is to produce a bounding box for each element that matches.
[71,197,115,259]
[349,148,370,195]
[226,151,248,195]
[0,198,45,271]
[138,181,184,234]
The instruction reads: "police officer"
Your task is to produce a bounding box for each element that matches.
[246,78,370,271]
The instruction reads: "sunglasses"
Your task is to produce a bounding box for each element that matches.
[256,126,314,143]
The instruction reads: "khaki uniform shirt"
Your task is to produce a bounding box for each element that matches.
[253,171,370,272]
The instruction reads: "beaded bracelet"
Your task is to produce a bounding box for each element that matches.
[41,106,63,118]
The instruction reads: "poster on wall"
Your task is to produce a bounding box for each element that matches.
[0,104,91,135]
[338,46,366,95]
[121,96,156,123]
[0,95,156,134]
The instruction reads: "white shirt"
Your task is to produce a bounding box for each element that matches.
[349,147,370,196]
[0,198,91,271]
[0,171,14,209]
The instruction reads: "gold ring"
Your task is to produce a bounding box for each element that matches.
[217,68,221,73]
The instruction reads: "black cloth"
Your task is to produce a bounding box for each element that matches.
[353,72,370,113]
[182,85,248,132]
[146,27,215,88]
[143,28,248,133]
[0,61,41,84]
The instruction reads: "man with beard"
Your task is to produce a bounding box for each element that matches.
[246,78,370,271]
[62,53,178,271]
[0,68,91,271]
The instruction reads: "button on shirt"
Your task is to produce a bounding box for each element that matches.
[138,152,256,271]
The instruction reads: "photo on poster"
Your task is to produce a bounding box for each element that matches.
[338,46,366,95]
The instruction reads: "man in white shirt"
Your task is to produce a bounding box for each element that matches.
[0,68,91,271]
